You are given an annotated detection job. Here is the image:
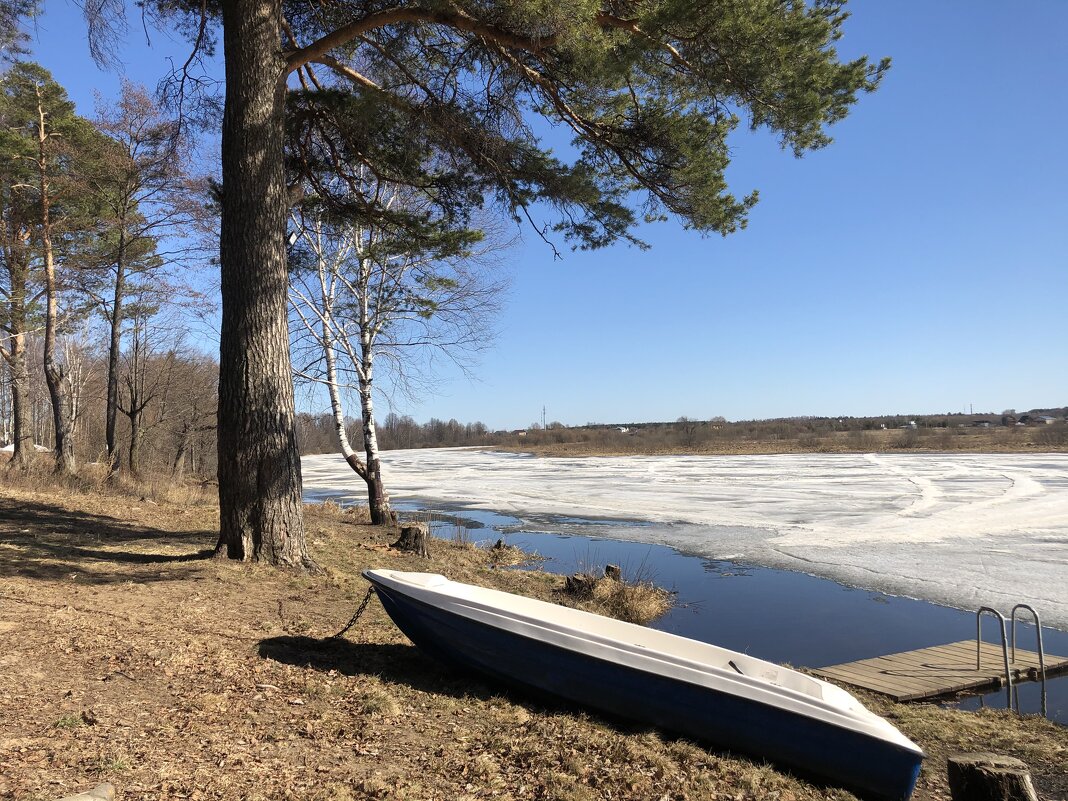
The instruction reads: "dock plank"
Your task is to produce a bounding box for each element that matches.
[812,641,1068,701]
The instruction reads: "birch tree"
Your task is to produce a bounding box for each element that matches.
[289,184,503,524]
[117,315,178,477]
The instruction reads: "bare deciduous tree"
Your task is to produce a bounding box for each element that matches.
[167,352,216,477]
[82,81,210,475]
[116,310,182,478]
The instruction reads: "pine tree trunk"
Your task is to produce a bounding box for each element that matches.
[215,0,313,568]
[35,85,73,476]
[42,241,73,474]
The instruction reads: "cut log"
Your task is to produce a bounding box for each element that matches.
[56,784,116,801]
[947,753,1039,801]
[391,523,431,559]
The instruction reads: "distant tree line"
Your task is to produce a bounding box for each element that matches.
[517,410,1068,452]
[297,407,1067,456]
[0,334,219,476]
[296,412,491,454]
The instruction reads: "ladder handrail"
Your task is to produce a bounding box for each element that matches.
[1010,603,1047,717]
[1009,603,1045,673]
[976,606,1013,708]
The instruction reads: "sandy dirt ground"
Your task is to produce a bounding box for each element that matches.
[1,483,1066,801]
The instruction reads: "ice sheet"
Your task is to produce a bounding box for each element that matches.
[302,449,1068,630]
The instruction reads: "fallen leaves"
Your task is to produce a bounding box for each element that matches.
[1,489,1066,801]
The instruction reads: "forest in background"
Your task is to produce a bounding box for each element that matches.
[293,406,1068,456]
[0,62,218,480]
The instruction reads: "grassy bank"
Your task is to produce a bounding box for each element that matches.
[494,425,1068,458]
[0,479,1065,800]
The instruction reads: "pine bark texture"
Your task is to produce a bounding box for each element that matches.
[216,0,312,568]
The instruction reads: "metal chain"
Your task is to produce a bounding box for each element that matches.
[332,585,377,639]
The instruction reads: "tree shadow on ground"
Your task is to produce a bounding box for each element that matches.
[259,634,672,742]
[0,494,216,584]
[258,635,870,799]
[259,636,500,701]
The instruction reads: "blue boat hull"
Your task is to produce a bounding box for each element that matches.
[368,579,922,801]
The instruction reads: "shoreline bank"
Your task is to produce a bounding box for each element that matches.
[303,450,1068,631]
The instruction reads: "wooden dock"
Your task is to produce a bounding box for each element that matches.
[813,640,1068,701]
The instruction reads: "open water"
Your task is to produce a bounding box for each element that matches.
[386,501,1068,725]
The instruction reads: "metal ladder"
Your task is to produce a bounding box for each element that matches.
[1011,604,1047,717]
[975,604,1047,715]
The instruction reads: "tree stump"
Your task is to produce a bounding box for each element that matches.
[947,753,1039,801]
[564,572,598,599]
[391,523,431,559]
[604,564,622,581]
[56,784,116,801]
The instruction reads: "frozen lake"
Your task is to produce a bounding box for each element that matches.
[302,449,1068,630]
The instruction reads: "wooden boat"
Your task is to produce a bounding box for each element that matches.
[363,569,924,800]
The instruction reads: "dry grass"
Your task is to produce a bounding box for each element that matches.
[558,570,674,625]
[0,456,213,506]
[486,539,529,568]
[0,480,1065,801]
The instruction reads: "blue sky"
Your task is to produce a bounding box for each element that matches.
[26,2,1068,430]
